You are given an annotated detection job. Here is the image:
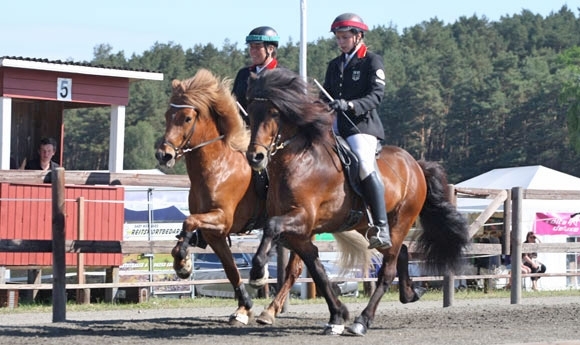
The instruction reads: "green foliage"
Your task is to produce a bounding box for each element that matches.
[123,121,158,170]
[61,5,580,181]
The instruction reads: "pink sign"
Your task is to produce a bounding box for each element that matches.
[534,212,580,235]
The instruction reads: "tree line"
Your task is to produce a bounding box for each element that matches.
[63,5,580,183]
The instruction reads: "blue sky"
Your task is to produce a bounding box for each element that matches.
[0,0,576,62]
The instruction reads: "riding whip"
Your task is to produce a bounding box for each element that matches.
[236,101,249,118]
[313,79,362,135]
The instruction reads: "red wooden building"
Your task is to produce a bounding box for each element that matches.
[0,56,163,172]
[0,182,124,266]
[0,57,163,269]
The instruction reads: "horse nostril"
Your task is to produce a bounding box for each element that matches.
[247,152,264,166]
[155,151,174,164]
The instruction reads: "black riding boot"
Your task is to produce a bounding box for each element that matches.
[361,171,392,249]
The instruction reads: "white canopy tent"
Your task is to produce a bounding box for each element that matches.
[456,165,580,290]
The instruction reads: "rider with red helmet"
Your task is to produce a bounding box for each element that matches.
[322,13,391,250]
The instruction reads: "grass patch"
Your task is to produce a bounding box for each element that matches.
[2,287,580,314]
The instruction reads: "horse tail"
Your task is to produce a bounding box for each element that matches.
[416,160,470,275]
[333,231,375,277]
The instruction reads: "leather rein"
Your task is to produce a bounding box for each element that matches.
[163,103,224,160]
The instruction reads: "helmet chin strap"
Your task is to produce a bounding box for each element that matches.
[258,44,271,67]
[348,41,362,55]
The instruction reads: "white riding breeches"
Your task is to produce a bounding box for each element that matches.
[346,133,378,180]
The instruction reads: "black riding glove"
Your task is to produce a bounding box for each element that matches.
[329,99,349,112]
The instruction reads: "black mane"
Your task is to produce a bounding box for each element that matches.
[247,68,333,143]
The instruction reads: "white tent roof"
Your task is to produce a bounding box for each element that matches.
[456,165,580,191]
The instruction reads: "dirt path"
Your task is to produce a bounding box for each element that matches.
[1,296,579,344]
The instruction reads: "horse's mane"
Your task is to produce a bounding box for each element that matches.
[170,68,249,151]
[247,68,333,144]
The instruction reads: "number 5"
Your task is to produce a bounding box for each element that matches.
[57,78,72,101]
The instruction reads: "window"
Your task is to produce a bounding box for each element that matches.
[566,237,580,288]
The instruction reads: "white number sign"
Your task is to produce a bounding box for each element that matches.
[57,78,72,101]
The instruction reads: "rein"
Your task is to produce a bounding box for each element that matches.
[164,103,225,159]
[249,97,296,156]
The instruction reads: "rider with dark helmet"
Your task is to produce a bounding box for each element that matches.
[322,13,391,249]
[233,26,280,125]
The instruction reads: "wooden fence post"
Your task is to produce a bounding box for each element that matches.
[510,187,523,304]
[278,245,289,312]
[443,184,457,307]
[52,167,66,322]
[76,197,90,304]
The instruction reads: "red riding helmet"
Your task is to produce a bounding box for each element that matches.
[330,13,369,34]
[246,26,280,47]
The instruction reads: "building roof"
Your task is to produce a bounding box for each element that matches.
[0,56,163,81]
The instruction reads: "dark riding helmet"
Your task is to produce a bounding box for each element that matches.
[246,26,280,47]
[330,13,369,34]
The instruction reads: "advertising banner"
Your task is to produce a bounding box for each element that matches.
[534,212,580,235]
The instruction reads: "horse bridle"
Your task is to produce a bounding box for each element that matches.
[248,97,296,156]
[163,103,224,160]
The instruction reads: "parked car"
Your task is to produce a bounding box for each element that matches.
[192,252,276,298]
[192,252,359,298]
[295,261,359,298]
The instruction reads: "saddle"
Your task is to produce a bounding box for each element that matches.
[334,135,363,197]
[333,135,383,231]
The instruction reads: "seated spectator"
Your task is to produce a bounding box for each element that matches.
[506,262,531,289]
[24,137,60,171]
[522,231,547,291]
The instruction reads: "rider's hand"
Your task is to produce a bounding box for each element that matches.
[329,99,349,112]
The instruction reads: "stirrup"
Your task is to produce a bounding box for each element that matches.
[367,226,392,250]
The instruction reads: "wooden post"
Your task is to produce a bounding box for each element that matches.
[24,269,41,302]
[76,197,90,304]
[52,167,66,322]
[510,187,523,304]
[105,266,120,303]
[503,189,511,255]
[277,245,289,312]
[443,274,455,307]
[443,184,457,307]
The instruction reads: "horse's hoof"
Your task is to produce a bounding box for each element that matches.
[322,324,345,335]
[229,312,251,326]
[345,322,367,336]
[414,286,427,299]
[249,264,269,288]
[256,310,275,325]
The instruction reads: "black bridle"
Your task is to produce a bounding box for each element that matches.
[248,98,296,157]
[163,103,224,160]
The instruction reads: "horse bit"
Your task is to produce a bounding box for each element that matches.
[163,103,224,159]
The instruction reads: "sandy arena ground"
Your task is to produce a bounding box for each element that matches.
[1,295,579,345]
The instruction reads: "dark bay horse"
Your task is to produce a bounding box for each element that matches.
[245,68,470,335]
[155,68,268,325]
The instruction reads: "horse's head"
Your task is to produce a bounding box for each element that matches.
[245,69,333,171]
[245,95,281,171]
[156,69,246,168]
[155,99,199,168]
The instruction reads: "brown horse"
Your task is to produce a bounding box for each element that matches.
[155,68,268,325]
[245,68,470,335]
